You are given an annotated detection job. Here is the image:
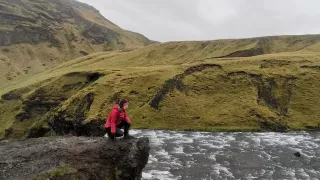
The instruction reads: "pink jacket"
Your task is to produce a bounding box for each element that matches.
[105,105,131,134]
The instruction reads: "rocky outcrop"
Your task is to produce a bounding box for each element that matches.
[13,72,102,122]
[0,136,150,180]
[0,0,153,47]
[0,25,56,46]
[0,71,105,139]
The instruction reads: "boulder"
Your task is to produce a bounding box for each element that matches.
[0,136,150,180]
[294,152,301,157]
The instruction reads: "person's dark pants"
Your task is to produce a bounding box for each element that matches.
[106,120,130,140]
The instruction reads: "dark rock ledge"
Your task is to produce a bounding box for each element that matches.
[0,137,150,180]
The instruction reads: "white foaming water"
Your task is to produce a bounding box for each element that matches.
[297,168,310,179]
[170,157,183,167]
[212,163,235,179]
[208,152,220,161]
[172,138,194,144]
[245,174,258,179]
[145,131,165,146]
[156,131,173,140]
[142,170,180,180]
[238,140,250,148]
[190,131,211,139]
[250,136,262,147]
[200,143,225,149]
[303,140,319,149]
[259,169,266,176]
[155,149,169,157]
[148,155,158,163]
[281,167,296,179]
[172,146,184,154]
[258,133,307,146]
[226,135,236,141]
[130,129,142,135]
[132,129,320,180]
[306,169,320,177]
[260,151,272,160]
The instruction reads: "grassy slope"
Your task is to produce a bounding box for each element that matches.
[0,0,155,86]
[1,35,320,139]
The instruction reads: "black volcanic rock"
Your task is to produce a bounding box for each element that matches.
[0,136,150,180]
[294,152,301,157]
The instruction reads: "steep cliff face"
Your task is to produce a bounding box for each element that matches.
[0,136,150,180]
[0,0,155,85]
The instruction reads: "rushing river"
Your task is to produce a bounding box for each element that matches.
[130,130,320,180]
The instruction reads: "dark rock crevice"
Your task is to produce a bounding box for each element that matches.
[47,92,105,137]
[227,71,296,116]
[150,64,222,109]
[216,38,272,58]
[301,65,320,71]
[1,91,22,100]
[217,47,264,58]
[16,72,102,122]
[149,78,184,109]
[254,76,296,116]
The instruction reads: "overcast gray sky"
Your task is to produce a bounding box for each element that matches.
[77,0,320,42]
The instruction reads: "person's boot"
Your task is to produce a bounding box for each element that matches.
[123,132,129,139]
[123,122,133,139]
[123,131,134,139]
[107,134,116,142]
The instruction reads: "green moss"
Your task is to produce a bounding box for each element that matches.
[105,166,121,180]
[115,166,121,180]
[0,25,15,31]
[34,164,78,180]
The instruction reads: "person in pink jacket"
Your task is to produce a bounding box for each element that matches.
[105,99,131,140]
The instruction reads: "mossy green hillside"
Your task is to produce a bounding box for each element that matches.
[1,35,320,139]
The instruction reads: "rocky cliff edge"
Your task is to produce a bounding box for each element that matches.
[0,136,150,180]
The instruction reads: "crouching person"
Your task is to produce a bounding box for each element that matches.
[105,99,131,140]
